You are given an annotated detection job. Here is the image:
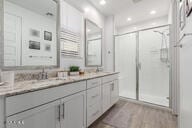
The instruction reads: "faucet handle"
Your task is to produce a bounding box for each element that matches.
[42,67,45,73]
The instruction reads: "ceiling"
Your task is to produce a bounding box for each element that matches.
[88,0,171,27]
[7,0,57,19]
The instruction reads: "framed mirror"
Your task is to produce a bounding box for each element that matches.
[85,19,102,67]
[0,0,59,70]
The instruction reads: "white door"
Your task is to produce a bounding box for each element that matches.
[61,91,86,128]
[4,13,22,66]
[102,82,111,113]
[6,100,61,128]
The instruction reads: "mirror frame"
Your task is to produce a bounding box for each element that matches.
[85,19,103,67]
[0,0,61,71]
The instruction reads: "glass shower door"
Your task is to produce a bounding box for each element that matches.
[138,26,170,107]
[115,33,137,99]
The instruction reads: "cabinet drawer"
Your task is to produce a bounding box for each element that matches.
[87,78,101,89]
[87,86,101,107]
[6,81,86,116]
[87,102,101,126]
[102,74,118,84]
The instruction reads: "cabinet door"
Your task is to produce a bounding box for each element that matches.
[61,91,86,128]
[102,83,111,113]
[6,100,61,128]
[111,80,119,105]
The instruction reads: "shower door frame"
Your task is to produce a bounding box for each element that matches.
[114,24,171,107]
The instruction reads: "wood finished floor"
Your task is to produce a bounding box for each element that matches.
[89,99,177,128]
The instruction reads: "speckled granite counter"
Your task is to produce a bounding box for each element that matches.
[0,72,119,97]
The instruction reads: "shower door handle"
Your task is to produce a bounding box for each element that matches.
[138,62,142,70]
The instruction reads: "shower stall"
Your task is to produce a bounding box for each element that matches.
[115,25,170,107]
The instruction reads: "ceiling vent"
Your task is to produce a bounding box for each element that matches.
[132,0,142,3]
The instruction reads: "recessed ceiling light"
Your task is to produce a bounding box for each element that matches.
[150,10,156,15]
[100,0,106,5]
[134,27,137,30]
[127,17,132,21]
[84,7,90,13]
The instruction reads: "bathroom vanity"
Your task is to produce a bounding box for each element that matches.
[0,72,119,128]
[0,0,118,127]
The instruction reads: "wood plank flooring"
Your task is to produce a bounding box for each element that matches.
[89,99,177,128]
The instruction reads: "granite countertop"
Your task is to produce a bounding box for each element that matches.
[0,72,119,97]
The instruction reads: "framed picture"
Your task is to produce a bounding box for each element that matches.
[180,0,186,30]
[30,29,40,37]
[44,31,52,41]
[29,41,40,50]
[186,0,192,17]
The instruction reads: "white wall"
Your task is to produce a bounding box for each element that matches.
[104,16,115,71]
[5,1,57,66]
[116,16,169,35]
[0,0,3,68]
[168,3,173,24]
[60,0,105,70]
[180,7,192,128]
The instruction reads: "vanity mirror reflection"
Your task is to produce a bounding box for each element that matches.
[85,19,102,67]
[1,0,59,69]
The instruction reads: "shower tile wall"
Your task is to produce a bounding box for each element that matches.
[139,26,170,107]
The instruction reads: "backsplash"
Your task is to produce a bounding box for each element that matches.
[14,69,63,82]
[5,67,103,82]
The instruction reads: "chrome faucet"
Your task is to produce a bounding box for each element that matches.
[96,66,103,72]
[38,67,48,80]
[96,66,99,72]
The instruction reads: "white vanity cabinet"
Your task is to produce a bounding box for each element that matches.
[6,100,61,128]
[7,91,86,128]
[102,75,119,113]
[102,82,112,112]
[111,80,119,106]
[5,81,87,128]
[60,91,86,128]
[86,74,119,127]
[86,78,102,126]
[2,73,119,128]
